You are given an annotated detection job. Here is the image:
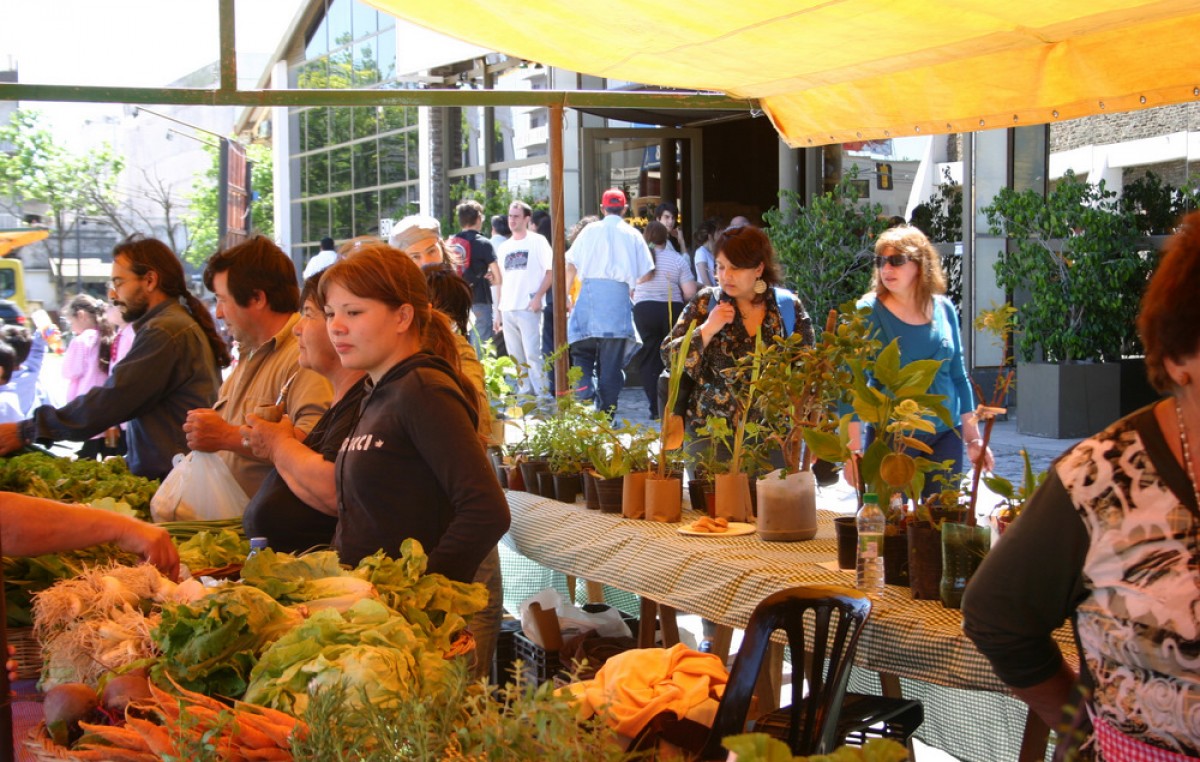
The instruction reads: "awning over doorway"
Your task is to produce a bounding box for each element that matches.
[369,0,1200,146]
[0,229,49,257]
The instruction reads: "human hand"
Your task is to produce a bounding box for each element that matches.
[967,440,995,473]
[241,413,297,462]
[702,301,736,334]
[527,296,543,313]
[183,408,237,452]
[118,519,180,581]
[0,423,23,456]
[493,316,502,334]
[484,270,495,284]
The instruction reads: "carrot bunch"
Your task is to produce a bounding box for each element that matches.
[70,678,306,761]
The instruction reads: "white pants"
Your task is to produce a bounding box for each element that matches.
[502,309,547,397]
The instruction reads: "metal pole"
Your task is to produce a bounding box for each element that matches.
[549,104,568,396]
[217,137,229,248]
[962,134,975,373]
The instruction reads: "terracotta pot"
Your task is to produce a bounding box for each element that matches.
[714,472,751,522]
[501,463,523,492]
[553,473,582,504]
[595,475,624,513]
[907,521,943,600]
[622,471,649,519]
[756,469,817,542]
[645,476,682,522]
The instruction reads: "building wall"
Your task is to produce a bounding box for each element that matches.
[1051,103,1200,153]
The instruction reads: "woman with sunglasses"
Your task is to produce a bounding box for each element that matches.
[843,226,994,495]
[318,241,509,582]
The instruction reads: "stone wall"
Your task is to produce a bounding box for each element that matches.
[1051,103,1200,152]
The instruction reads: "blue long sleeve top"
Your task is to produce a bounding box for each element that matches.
[857,293,976,433]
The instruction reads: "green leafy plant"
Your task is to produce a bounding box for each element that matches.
[984,170,1155,363]
[586,419,655,480]
[764,168,889,319]
[722,732,908,761]
[804,338,954,509]
[656,319,696,479]
[724,333,772,478]
[983,448,1047,524]
[751,304,878,474]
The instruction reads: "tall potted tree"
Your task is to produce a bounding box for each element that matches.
[984,171,1156,438]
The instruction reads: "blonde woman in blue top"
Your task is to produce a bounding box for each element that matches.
[842,226,994,495]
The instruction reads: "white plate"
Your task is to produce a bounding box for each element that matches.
[677,521,756,537]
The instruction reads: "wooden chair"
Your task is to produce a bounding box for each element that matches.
[632,585,923,759]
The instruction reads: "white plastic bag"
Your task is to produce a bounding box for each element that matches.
[150,451,249,522]
[518,588,632,648]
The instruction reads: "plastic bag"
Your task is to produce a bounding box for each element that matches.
[518,588,632,648]
[150,451,249,522]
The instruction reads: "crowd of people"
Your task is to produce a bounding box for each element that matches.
[6,191,1200,759]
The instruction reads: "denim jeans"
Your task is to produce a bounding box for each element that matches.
[570,337,626,414]
[470,302,494,357]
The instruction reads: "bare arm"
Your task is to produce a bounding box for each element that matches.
[1011,662,1078,728]
[0,493,179,579]
[529,270,554,312]
[242,415,337,515]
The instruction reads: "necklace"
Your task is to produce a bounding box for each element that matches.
[1175,398,1200,509]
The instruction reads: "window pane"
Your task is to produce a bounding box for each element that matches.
[379,133,408,185]
[307,152,329,196]
[305,10,329,58]
[380,105,407,133]
[307,108,330,151]
[354,190,380,236]
[406,132,420,176]
[352,3,377,38]
[376,32,396,82]
[355,37,379,86]
[332,195,353,240]
[330,107,353,145]
[326,0,353,49]
[297,57,328,90]
[308,198,330,241]
[294,109,307,152]
[354,139,378,187]
[298,198,308,242]
[330,146,353,193]
[353,106,378,141]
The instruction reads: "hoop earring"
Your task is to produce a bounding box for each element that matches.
[753,278,768,295]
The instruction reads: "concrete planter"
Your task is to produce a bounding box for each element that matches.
[1016,361,1121,439]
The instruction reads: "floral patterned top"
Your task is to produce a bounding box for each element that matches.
[661,286,814,427]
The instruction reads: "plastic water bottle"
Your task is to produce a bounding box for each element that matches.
[247,537,268,561]
[856,493,886,595]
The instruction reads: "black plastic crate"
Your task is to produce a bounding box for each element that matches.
[493,618,523,685]
[511,604,639,685]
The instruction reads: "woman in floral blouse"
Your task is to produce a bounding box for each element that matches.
[662,225,814,437]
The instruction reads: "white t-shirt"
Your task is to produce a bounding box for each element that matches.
[497,232,553,312]
[565,214,654,290]
[303,249,338,279]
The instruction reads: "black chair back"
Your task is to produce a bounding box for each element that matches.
[701,585,872,758]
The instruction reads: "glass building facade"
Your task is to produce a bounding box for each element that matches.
[287,0,417,262]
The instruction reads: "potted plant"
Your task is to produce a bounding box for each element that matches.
[984,170,1156,438]
[906,475,968,600]
[983,448,1047,535]
[587,420,655,514]
[750,306,878,541]
[710,334,772,522]
[644,320,695,522]
[688,422,729,516]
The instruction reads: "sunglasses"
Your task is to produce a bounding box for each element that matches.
[874,253,914,268]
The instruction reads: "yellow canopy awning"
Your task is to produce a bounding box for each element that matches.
[0,229,49,257]
[370,0,1200,146]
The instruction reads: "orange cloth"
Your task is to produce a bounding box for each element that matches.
[567,643,728,738]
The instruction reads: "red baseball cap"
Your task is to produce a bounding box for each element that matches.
[602,188,627,208]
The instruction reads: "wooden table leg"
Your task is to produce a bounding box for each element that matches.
[879,672,903,698]
[659,604,680,646]
[1018,707,1051,762]
[565,574,578,604]
[751,642,784,717]
[638,597,658,648]
[585,580,605,604]
[711,624,733,662]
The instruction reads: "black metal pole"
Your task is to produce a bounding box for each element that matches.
[217,137,229,249]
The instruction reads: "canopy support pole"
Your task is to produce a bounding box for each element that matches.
[550,105,568,398]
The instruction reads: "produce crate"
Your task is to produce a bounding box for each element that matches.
[511,604,638,686]
[493,618,523,685]
[7,626,40,681]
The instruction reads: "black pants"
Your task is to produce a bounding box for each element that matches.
[633,300,684,419]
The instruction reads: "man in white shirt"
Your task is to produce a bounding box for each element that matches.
[565,188,654,414]
[303,237,338,279]
[496,201,553,398]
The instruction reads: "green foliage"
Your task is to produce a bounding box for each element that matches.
[982,448,1047,521]
[984,170,1154,363]
[751,304,879,473]
[722,732,909,762]
[186,141,274,268]
[0,109,124,300]
[763,168,889,319]
[909,167,963,243]
[448,179,546,236]
[1119,171,1200,235]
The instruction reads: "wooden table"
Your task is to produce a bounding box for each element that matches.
[501,491,1075,762]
